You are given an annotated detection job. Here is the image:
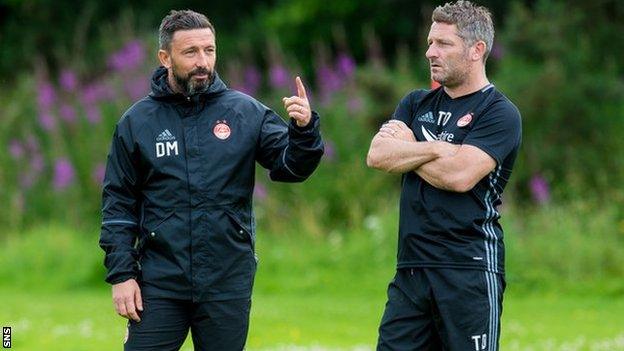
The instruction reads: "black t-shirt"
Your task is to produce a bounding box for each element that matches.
[392,85,521,274]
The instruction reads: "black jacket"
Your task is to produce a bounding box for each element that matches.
[99,67,323,301]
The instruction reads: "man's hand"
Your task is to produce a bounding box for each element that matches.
[377,120,416,142]
[112,278,143,322]
[283,77,312,127]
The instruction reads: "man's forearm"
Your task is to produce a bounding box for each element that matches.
[414,144,496,193]
[367,136,441,173]
[415,157,462,191]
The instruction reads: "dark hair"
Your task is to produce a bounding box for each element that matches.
[432,1,494,62]
[158,10,215,50]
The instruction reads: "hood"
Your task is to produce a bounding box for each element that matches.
[149,66,227,101]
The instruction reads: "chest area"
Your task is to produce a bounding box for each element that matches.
[410,95,483,144]
[136,104,257,167]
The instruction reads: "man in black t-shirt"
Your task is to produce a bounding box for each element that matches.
[367,1,521,350]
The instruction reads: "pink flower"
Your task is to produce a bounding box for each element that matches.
[9,139,25,159]
[269,64,289,89]
[108,40,146,72]
[59,69,78,91]
[529,174,550,204]
[59,104,77,123]
[324,140,336,162]
[37,81,56,110]
[92,163,106,185]
[53,158,75,191]
[39,112,56,131]
[85,105,101,124]
[335,52,356,79]
[253,183,268,201]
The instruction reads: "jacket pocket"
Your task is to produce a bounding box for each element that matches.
[140,210,175,252]
[224,208,256,255]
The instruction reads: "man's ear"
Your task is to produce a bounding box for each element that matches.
[472,41,487,62]
[158,49,172,68]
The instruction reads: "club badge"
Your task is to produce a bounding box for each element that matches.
[457,113,473,127]
[213,120,231,140]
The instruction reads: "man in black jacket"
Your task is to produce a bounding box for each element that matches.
[99,10,323,350]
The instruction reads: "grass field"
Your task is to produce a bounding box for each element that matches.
[2,288,624,350]
[2,219,624,350]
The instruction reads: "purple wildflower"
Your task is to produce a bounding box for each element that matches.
[316,64,342,104]
[92,163,106,185]
[491,42,505,61]
[253,182,268,201]
[108,40,146,72]
[269,64,289,89]
[59,69,78,91]
[82,82,110,105]
[37,81,56,110]
[59,104,77,123]
[30,153,44,174]
[324,140,336,162]
[123,77,149,101]
[39,112,56,131]
[335,52,356,79]
[53,157,75,191]
[242,65,262,96]
[9,139,25,159]
[529,174,550,204]
[85,105,101,124]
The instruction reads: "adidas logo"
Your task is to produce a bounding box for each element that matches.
[417,111,435,124]
[156,129,176,142]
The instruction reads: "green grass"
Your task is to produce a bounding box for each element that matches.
[2,288,624,350]
[1,206,624,350]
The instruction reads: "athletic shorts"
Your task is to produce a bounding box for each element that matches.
[123,296,251,351]
[377,268,505,351]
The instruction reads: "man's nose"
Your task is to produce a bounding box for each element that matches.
[425,45,437,60]
[196,51,210,67]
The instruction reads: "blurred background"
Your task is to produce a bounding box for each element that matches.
[1,0,623,350]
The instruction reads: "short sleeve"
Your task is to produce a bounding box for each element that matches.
[391,90,426,125]
[462,101,522,165]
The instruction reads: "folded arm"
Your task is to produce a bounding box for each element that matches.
[366,119,458,174]
[415,144,496,192]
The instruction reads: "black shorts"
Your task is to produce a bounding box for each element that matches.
[123,296,251,351]
[377,268,505,351]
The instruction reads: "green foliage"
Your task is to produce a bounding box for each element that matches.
[1,202,623,295]
[504,201,624,295]
[496,0,624,200]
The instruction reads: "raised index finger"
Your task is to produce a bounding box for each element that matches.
[296,76,307,99]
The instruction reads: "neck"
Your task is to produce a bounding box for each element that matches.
[443,64,490,99]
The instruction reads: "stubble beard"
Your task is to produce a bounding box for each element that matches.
[172,64,214,95]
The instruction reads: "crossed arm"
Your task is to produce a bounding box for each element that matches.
[366,120,496,192]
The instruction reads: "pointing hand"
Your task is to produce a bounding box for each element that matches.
[282,76,312,127]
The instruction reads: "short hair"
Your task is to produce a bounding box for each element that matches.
[158,10,215,50]
[432,1,494,61]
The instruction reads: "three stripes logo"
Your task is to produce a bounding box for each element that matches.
[156,129,176,142]
[155,129,179,158]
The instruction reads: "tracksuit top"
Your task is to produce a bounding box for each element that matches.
[99,66,324,301]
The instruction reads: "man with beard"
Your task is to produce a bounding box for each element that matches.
[367,1,521,350]
[99,10,323,350]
